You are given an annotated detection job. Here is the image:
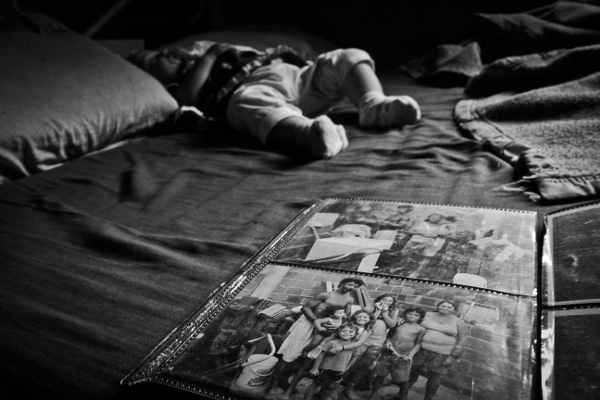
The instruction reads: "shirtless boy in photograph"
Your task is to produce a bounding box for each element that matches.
[369,307,426,400]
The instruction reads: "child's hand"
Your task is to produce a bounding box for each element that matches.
[309,369,320,376]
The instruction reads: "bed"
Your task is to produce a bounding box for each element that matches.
[1,1,599,399]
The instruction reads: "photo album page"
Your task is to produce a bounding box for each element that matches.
[123,198,539,400]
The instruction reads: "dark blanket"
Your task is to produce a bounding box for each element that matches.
[404,1,600,203]
[401,1,600,83]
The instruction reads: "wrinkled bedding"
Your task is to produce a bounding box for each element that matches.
[402,1,600,203]
[0,71,568,399]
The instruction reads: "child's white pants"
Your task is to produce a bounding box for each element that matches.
[226,48,374,144]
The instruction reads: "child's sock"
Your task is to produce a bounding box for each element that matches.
[295,115,348,159]
[358,91,421,128]
[268,115,348,159]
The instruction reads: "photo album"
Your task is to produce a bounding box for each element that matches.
[121,197,600,400]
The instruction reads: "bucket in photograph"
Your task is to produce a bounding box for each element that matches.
[236,355,278,389]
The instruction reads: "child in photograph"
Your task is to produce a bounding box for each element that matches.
[302,306,347,355]
[267,278,363,396]
[127,42,421,160]
[368,307,426,400]
[303,323,361,400]
[280,309,371,400]
[343,294,399,400]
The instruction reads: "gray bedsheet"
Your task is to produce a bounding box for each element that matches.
[0,73,566,399]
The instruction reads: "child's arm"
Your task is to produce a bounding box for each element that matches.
[381,308,399,329]
[330,329,369,353]
[174,43,229,106]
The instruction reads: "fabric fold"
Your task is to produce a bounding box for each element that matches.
[455,71,600,203]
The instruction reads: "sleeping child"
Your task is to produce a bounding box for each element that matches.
[126,42,421,160]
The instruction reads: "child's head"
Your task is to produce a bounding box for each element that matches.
[336,323,358,341]
[401,307,426,323]
[326,306,346,319]
[350,309,372,326]
[126,48,190,84]
[374,293,395,309]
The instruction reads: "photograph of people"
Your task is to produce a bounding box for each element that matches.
[343,294,399,400]
[390,213,457,278]
[279,309,373,400]
[268,277,366,394]
[272,199,536,295]
[304,323,361,400]
[161,265,533,400]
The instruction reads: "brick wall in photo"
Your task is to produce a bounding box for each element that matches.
[269,268,532,400]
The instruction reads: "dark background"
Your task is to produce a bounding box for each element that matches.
[18,0,555,68]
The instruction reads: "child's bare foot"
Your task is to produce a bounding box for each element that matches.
[308,115,348,159]
[359,92,421,128]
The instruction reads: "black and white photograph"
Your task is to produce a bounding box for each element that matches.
[5,1,599,399]
[544,203,600,306]
[274,199,537,295]
[162,264,534,400]
[542,308,600,400]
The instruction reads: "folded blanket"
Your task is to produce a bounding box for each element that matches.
[455,66,600,203]
[402,1,600,203]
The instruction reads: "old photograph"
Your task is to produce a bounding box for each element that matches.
[545,203,600,306]
[542,308,600,400]
[274,199,536,295]
[163,264,534,400]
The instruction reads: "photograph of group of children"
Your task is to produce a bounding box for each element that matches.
[274,198,537,295]
[164,265,534,400]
